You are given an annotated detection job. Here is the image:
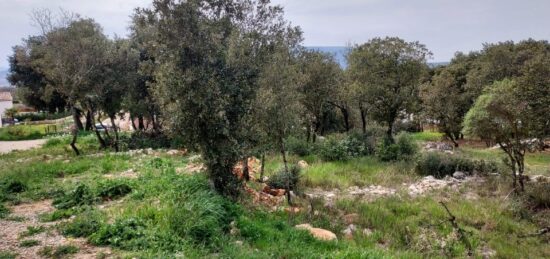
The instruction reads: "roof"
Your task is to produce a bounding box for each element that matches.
[0,91,13,102]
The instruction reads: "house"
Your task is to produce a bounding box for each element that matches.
[0,91,13,127]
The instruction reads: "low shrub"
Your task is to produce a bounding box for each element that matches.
[266,165,301,191]
[318,136,349,161]
[415,153,499,178]
[60,209,105,238]
[119,131,184,150]
[1,180,27,194]
[0,204,9,219]
[97,181,132,201]
[286,137,312,156]
[19,226,46,238]
[19,240,40,247]
[90,218,146,249]
[53,184,96,210]
[39,209,77,222]
[342,130,375,156]
[38,245,79,258]
[376,133,418,161]
[168,175,238,246]
[524,182,550,209]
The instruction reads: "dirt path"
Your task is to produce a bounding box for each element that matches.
[0,200,111,258]
[0,140,47,154]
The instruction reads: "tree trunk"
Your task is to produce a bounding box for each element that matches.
[73,108,84,130]
[242,157,250,182]
[70,107,81,156]
[386,120,395,143]
[89,110,106,149]
[110,115,120,152]
[260,152,265,183]
[85,110,93,131]
[130,115,137,131]
[360,106,367,134]
[279,136,291,206]
[446,131,459,148]
[341,106,350,132]
[138,116,145,130]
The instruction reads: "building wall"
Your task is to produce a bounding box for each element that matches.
[0,100,13,127]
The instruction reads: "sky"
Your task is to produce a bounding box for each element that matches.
[0,0,549,71]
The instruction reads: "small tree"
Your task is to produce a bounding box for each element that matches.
[4,108,18,122]
[348,37,431,142]
[464,79,533,192]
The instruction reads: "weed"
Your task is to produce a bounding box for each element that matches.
[0,204,9,219]
[0,251,17,259]
[53,184,96,209]
[97,181,132,200]
[61,209,105,238]
[19,226,46,238]
[38,245,79,258]
[19,239,41,247]
[90,218,146,249]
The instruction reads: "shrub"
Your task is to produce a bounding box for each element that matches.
[415,153,498,178]
[39,209,77,222]
[38,245,79,258]
[19,240,40,247]
[168,175,238,245]
[60,209,105,238]
[19,226,46,238]
[53,184,96,210]
[286,137,312,156]
[318,136,349,161]
[266,165,301,191]
[90,218,146,249]
[342,130,375,156]
[376,133,417,161]
[97,181,132,201]
[0,204,9,219]
[119,131,184,150]
[2,180,27,194]
[524,182,550,209]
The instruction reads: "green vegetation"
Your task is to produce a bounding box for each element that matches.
[19,226,46,238]
[19,239,41,247]
[0,124,57,141]
[38,245,79,258]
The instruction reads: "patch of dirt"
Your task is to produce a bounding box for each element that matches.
[305,176,482,206]
[0,200,111,258]
[103,169,138,179]
[0,139,47,154]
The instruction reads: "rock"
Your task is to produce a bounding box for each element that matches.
[260,176,269,182]
[269,188,286,197]
[297,160,309,169]
[342,224,357,240]
[362,228,373,236]
[528,175,550,183]
[342,213,359,224]
[284,207,301,213]
[453,171,466,180]
[295,224,337,241]
[480,246,496,258]
[262,185,271,194]
[166,149,187,156]
[235,240,243,246]
[185,163,206,173]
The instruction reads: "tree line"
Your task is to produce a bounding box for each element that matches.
[8,0,549,196]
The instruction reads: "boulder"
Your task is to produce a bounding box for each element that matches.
[297,160,309,169]
[452,171,466,180]
[269,188,286,197]
[295,224,337,241]
[341,224,357,240]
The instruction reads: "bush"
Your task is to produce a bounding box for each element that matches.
[376,133,417,161]
[0,204,9,219]
[524,182,550,209]
[286,137,312,156]
[1,180,27,194]
[90,218,146,249]
[119,131,184,150]
[97,181,132,201]
[415,153,499,178]
[61,209,105,237]
[342,130,375,156]
[53,184,96,210]
[168,175,238,245]
[266,165,301,191]
[318,136,349,161]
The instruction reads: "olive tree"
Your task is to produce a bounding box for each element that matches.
[348,37,431,141]
[136,0,300,197]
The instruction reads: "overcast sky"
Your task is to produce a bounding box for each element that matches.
[0,0,549,69]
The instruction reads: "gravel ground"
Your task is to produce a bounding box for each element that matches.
[0,140,47,154]
[0,200,111,258]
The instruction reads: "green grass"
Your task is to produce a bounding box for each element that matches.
[0,135,548,258]
[0,251,17,259]
[19,226,46,238]
[0,124,59,141]
[409,131,444,142]
[38,245,79,258]
[19,239,41,247]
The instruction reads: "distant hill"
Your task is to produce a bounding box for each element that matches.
[0,69,9,86]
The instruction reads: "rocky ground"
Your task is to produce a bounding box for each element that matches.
[0,140,47,154]
[0,200,111,259]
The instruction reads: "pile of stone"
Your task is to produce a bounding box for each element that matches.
[424,142,455,154]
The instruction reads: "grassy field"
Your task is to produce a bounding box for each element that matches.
[0,133,548,258]
[0,124,60,141]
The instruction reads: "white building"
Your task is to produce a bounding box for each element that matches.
[0,91,13,127]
